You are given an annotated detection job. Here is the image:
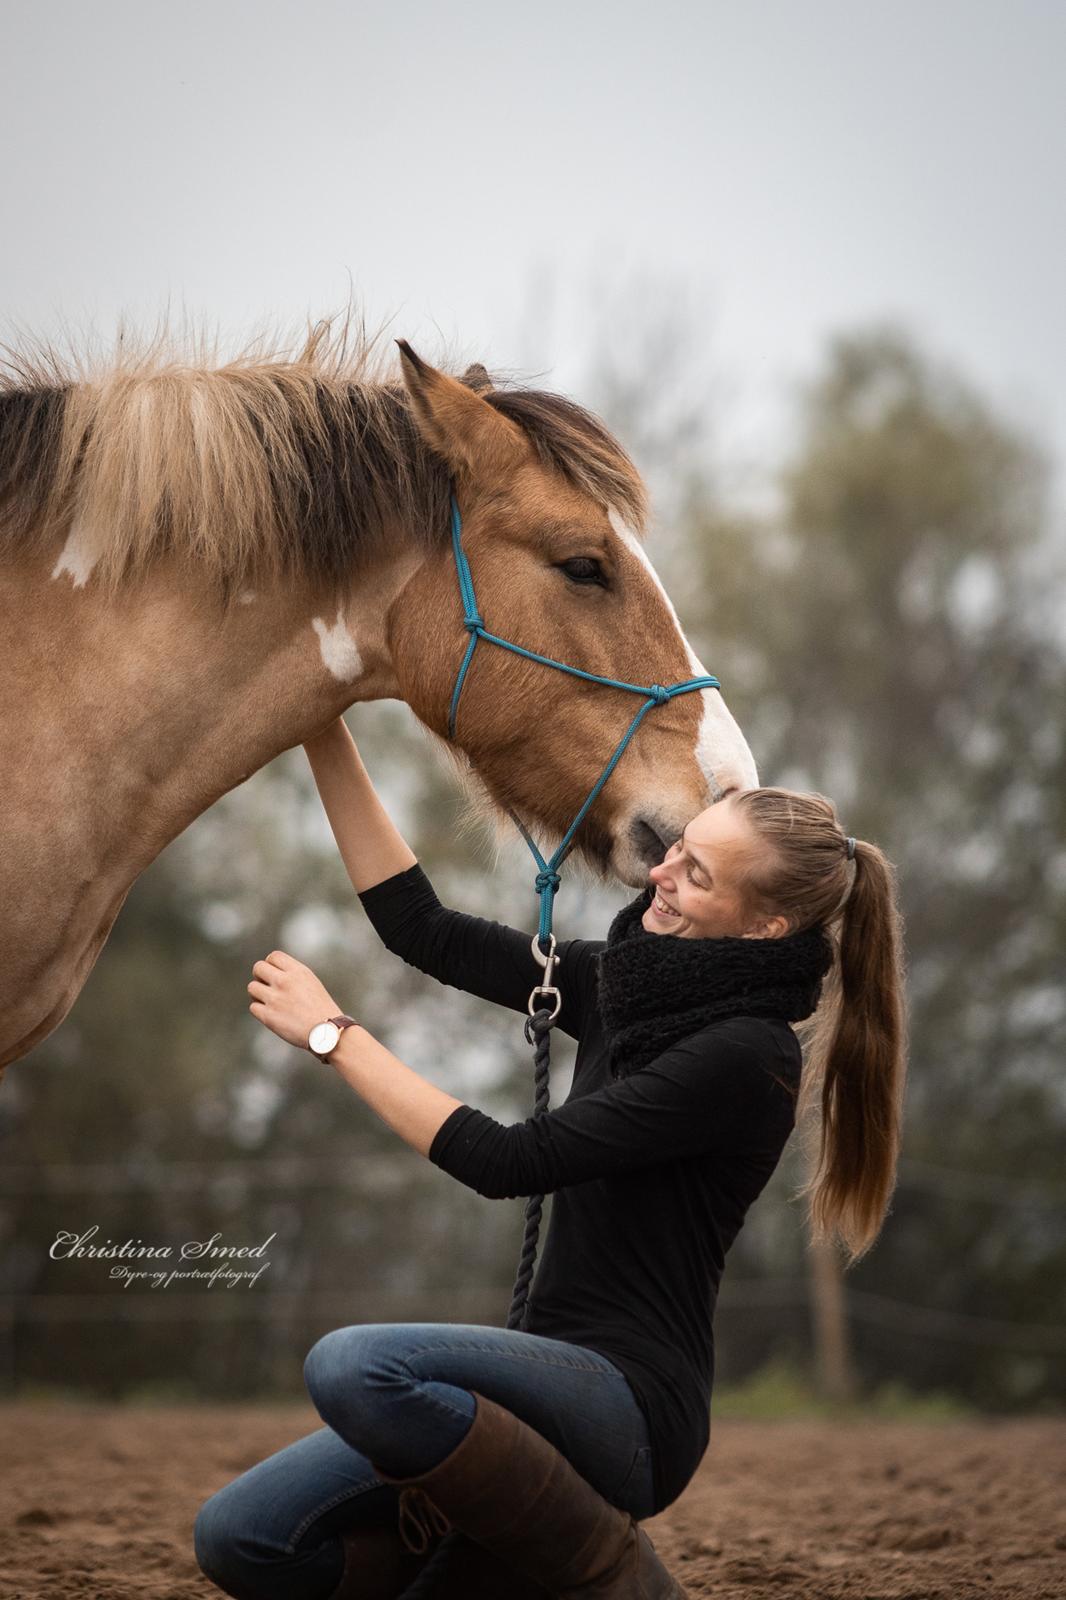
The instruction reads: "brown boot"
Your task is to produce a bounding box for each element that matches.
[325,1520,436,1599]
[326,1511,553,1600]
[372,1391,688,1599]
[443,1533,557,1599]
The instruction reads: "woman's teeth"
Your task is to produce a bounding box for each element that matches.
[652,890,680,918]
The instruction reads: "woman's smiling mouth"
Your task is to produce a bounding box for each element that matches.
[651,889,681,919]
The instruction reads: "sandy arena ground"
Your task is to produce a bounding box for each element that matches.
[1,1404,1064,1599]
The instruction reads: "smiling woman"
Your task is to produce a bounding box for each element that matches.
[643,801,792,939]
[196,716,909,1600]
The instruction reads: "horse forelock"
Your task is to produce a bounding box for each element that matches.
[0,309,649,599]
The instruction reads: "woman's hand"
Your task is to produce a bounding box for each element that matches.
[302,717,351,757]
[248,951,345,1051]
[247,950,464,1161]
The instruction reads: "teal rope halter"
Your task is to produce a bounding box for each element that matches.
[446,488,722,967]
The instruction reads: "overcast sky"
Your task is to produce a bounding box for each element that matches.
[2,0,1063,518]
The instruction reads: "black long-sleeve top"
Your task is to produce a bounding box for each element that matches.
[357,862,803,1514]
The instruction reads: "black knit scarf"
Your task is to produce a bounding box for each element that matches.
[594,884,835,1080]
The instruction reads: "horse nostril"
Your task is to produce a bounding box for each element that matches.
[630,818,670,870]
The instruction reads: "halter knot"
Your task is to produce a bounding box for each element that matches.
[463,614,484,633]
[648,683,670,705]
[534,869,561,893]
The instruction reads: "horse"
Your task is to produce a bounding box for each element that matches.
[0,312,758,1072]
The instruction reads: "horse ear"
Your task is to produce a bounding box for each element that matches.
[459,362,493,393]
[396,341,527,480]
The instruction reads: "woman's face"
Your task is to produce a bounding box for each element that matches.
[643,798,789,940]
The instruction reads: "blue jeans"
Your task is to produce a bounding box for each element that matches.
[193,1321,656,1600]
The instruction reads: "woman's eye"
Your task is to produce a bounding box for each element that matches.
[664,836,709,888]
[558,556,607,587]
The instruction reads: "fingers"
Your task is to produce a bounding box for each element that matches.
[252,953,293,981]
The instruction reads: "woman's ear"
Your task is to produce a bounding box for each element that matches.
[743,913,791,939]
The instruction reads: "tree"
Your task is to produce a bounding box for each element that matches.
[675,321,1066,1405]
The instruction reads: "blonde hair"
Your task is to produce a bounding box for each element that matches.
[729,787,909,1267]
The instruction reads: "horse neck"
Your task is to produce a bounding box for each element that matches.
[0,535,422,1065]
[13,534,430,848]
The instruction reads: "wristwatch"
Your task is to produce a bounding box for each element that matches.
[307,1014,360,1062]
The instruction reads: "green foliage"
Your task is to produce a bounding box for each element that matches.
[712,1356,975,1421]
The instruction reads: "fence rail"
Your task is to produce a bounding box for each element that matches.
[1,1153,1062,1203]
[0,1281,1062,1350]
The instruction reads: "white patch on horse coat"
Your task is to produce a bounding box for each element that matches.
[51,520,99,588]
[311,608,363,682]
[238,591,257,605]
[607,506,759,798]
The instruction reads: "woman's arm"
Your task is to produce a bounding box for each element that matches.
[327,1017,795,1191]
[328,1025,464,1157]
[303,718,417,892]
[357,865,602,1042]
[250,959,792,1178]
[304,718,603,1039]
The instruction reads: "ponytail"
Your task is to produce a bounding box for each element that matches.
[792,842,909,1264]
[730,789,909,1266]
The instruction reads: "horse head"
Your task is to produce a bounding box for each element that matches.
[388,343,758,887]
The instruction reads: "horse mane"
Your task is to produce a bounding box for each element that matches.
[0,308,649,601]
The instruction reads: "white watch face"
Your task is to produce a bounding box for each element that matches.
[308,1021,341,1057]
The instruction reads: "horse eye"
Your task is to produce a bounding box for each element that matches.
[558,556,607,587]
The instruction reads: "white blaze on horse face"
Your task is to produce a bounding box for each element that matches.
[51,519,99,587]
[607,507,759,799]
[311,607,364,682]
